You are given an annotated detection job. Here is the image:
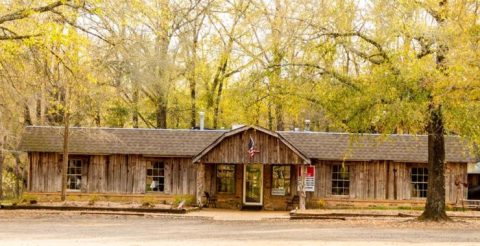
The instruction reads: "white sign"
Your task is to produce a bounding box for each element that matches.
[297,166,315,192]
[305,166,315,192]
[272,188,286,196]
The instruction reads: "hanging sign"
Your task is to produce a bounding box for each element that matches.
[297,166,315,192]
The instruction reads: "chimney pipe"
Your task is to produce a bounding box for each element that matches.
[304,119,311,132]
[199,112,205,130]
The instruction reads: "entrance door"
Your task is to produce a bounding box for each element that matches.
[243,164,263,206]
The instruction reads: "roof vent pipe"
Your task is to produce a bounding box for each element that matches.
[199,112,205,130]
[304,119,311,132]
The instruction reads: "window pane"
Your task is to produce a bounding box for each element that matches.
[67,159,82,190]
[411,167,428,198]
[216,164,235,193]
[272,166,291,196]
[331,164,349,196]
[146,160,165,192]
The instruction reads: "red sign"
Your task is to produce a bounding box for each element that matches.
[297,166,315,192]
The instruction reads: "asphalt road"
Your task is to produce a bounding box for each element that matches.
[1,213,479,245]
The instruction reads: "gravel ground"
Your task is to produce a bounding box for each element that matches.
[0,210,479,245]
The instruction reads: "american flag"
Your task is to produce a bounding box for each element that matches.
[248,135,259,158]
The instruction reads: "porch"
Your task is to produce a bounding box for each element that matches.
[192,126,311,211]
[198,163,300,210]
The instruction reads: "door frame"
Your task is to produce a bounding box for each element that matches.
[243,164,263,206]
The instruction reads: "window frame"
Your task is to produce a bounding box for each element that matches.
[146,159,165,193]
[216,164,236,194]
[271,165,291,196]
[331,164,350,196]
[410,166,428,198]
[67,159,83,191]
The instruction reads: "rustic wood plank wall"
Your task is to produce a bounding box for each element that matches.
[29,152,62,192]
[28,152,468,204]
[310,160,467,203]
[445,162,468,203]
[29,153,196,196]
[199,129,305,164]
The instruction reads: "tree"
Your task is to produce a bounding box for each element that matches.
[292,0,480,221]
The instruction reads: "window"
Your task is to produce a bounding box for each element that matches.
[146,160,165,192]
[67,159,82,190]
[411,167,428,198]
[216,165,235,193]
[272,166,291,196]
[332,164,350,195]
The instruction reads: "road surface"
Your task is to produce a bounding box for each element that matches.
[0,210,479,245]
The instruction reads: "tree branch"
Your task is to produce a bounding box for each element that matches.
[0,0,73,25]
[269,63,361,91]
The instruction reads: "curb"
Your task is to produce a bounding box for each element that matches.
[0,204,192,214]
[289,212,480,220]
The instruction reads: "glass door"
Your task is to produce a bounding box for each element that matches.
[243,164,263,205]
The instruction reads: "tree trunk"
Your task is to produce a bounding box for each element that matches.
[24,104,32,126]
[213,78,224,129]
[267,102,273,130]
[156,97,167,129]
[299,164,306,210]
[60,88,70,202]
[0,151,4,200]
[132,86,139,128]
[275,104,284,131]
[418,0,449,221]
[196,163,205,207]
[190,80,196,129]
[419,105,449,221]
[13,152,21,198]
[94,110,101,127]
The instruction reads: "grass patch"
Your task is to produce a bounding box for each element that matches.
[141,196,157,208]
[307,199,327,209]
[88,195,99,206]
[173,195,194,207]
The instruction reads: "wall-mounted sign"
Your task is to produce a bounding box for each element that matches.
[305,166,315,192]
[297,166,315,192]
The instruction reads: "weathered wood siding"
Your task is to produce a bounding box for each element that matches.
[309,160,467,203]
[445,162,468,203]
[29,152,62,192]
[29,152,196,195]
[199,129,305,164]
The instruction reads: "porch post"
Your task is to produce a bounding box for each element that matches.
[299,164,306,210]
[196,162,205,207]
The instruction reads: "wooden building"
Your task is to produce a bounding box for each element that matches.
[19,125,475,210]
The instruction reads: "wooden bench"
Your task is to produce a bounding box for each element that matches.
[461,199,480,209]
[286,195,299,211]
[204,192,217,208]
